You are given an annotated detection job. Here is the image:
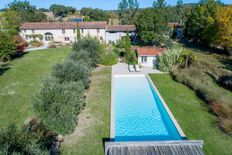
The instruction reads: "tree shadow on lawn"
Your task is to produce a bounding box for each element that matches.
[219,57,232,71]
[0,63,10,76]
[0,52,29,76]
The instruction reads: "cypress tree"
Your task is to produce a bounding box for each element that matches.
[125,31,131,63]
[76,22,81,41]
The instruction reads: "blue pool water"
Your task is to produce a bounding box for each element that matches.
[113,75,183,141]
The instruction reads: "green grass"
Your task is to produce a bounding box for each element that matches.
[150,74,232,155]
[61,66,111,155]
[0,48,71,128]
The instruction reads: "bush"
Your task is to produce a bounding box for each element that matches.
[115,38,125,48]
[52,59,91,88]
[100,53,118,66]
[157,48,195,72]
[157,48,181,72]
[0,122,54,154]
[30,40,43,47]
[218,118,232,135]
[73,37,103,67]
[127,51,137,65]
[69,50,92,68]
[178,50,196,68]
[210,103,232,119]
[32,77,85,135]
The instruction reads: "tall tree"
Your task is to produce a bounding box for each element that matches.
[76,22,81,41]
[125,31,131,63]
[0,9,20,35]
[0,32,16,61]
[176,0,184,23]
[118,0,139,24]
[214,6,232,52]
[153,0,167,8]
[8,0,47,22]
[135,8,170,46]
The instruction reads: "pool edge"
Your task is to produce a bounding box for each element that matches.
[146,75,187,139]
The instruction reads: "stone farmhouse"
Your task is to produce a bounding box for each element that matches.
[20,22,136,44]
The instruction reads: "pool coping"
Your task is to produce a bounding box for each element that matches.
[110,74,186,139]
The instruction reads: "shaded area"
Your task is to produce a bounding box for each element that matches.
[0,63,10,76]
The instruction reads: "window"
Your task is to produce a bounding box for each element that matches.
[32,29,34,33]
[81,29,83,33]
[73,29,76,33]
[45,32,53,41]
[141,56,147,63]
[62,29,65,34]
[24,30,26,33]
[64,37,70,41]
[97,29,100,33]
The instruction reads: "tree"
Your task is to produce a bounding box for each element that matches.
[0,32,16,61]
[176,0,184,23]
[125,31,131,63]
[80,7,110,21]
[213,6,232,52]
[118,0,139,24]
[76,22,81,40]
[8,0,47,22]
[50,4,75,17]
[185,0,221,44]
[153,0,167,8]
[0,10,20,35]
[135,8,170,45]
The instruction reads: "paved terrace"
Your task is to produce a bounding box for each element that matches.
[112,63,162,75]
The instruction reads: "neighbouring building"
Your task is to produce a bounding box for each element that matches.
[20,22,136,44]
[136,47,165,68]
[168,22,184,39]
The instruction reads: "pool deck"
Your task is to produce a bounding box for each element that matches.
[112,63,163,75]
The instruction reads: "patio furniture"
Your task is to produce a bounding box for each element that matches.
[128,65,135,72]
[135,65,141,72]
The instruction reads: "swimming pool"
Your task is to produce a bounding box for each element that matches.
[111,75,186,141]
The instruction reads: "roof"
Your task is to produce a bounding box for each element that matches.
[105,141,204,155]
[20,22,107,30]
[106,25,136,32]
[136,47,165,56]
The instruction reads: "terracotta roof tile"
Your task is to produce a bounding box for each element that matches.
[136,47,165,56]
[20,22,107,30]
[106,25,136,32]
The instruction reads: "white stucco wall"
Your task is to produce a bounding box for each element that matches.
[20,29,77,43]
[105,32,135,43]
[138,56,157,68]
[81,29,106,41]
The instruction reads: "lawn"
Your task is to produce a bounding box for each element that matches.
[61,66,111,155]
[0,47,71,129]
[150,74,232,155]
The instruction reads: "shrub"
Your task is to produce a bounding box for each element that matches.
[115,38,125,48]
[32,77,85,135]
[157,48,181,72]
[52,59,91,88]
[210,103,232,119]
[0,122,53,154]
[178,50,196,68]
[127,51,137,65]
[0,32,16,61]
[218,118,232,135]
[73,37,103,67]
[69,50,92,68]
[100,53,118,66]
[30,40,43,47]
[49,44,57,48]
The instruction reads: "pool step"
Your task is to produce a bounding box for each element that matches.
[105,140,204,155]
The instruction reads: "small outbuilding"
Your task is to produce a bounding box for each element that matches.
[136,47,165,68]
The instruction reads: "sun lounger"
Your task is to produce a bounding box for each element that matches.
[129,65,135,72]
[135,65,141,72]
